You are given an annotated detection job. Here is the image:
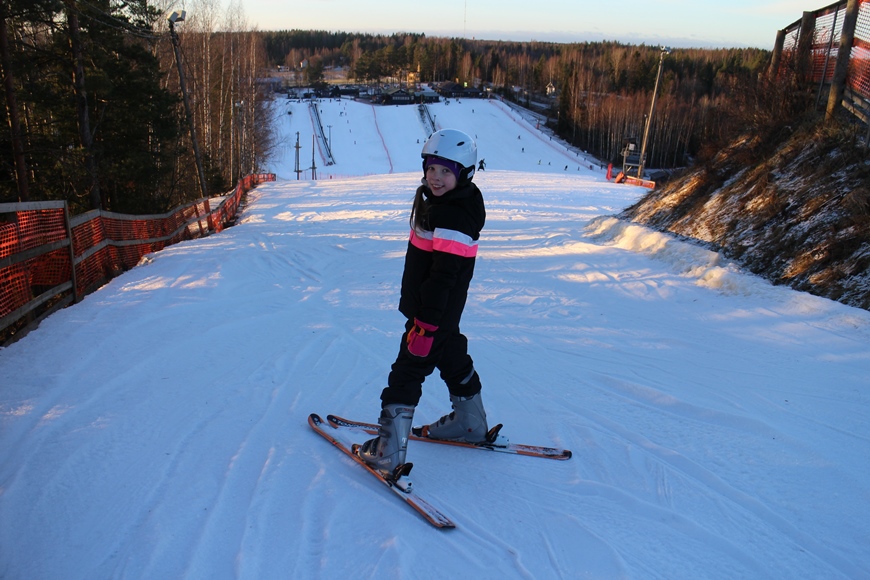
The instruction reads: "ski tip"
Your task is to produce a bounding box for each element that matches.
[326,414,363,429]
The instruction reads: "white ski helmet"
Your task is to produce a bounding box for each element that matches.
[421,129,477,183]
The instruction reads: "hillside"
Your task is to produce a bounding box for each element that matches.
[621,122,870,310]
[270,97,602,179]
[1,98,868,578]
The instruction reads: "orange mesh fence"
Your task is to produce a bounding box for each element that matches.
[811,8,843,84]
[16,207,68,253]
[850,3,870,98]
[849,42,870,97]
[780,0,870,109]
[1,173,275,340]
[0,204,70,319]
[0,221,29,318]
[70,210,110,294]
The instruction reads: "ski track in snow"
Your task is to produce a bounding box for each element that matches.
[1,97,869,579]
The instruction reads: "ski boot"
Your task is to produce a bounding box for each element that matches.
[357,404,415,478]
[425,392,488,442]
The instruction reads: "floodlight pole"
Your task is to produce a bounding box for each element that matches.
[294,131,301,180]
[168,12,209,199]
[311,134,317,180]
[637,47,669,179]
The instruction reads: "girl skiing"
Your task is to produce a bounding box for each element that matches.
[358,129,489,476]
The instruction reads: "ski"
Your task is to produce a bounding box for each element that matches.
[326,414,572,460]
[307,413,455,529]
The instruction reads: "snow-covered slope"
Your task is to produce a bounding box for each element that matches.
[1,98,868,579]
[270,97,602,179]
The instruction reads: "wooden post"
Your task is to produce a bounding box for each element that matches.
[816,7,839,108]
[63,201,80,303]
[826,0,861,121]
[769,29,787,80]
[796,12,816,87]
[204,198,214,233]
[193,200,204,238]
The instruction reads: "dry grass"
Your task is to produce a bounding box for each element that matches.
[623,118,870,310]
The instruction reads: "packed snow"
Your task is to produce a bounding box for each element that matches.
[1,97,869,579]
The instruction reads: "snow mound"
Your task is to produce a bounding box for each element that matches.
[586,216,757,295]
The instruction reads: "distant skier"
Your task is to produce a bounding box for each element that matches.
[357,129,489,476]
[478,158,486,171]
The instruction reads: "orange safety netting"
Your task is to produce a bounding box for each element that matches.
[1,173,274,329]
[0,206,69,318]
[850,0,870,98]
[780,0,870,103]
[0,221,30,318]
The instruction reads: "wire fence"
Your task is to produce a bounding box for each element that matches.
[776,0,870,130]
[0,173,275,345]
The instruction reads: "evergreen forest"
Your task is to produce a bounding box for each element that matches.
[1,0,269,215]
[262,30,784,172]
[2,1,806,216]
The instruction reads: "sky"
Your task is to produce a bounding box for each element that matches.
[2,97,868,577]
[232,0,808,49]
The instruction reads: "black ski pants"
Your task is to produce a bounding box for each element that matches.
[380,318,482,407]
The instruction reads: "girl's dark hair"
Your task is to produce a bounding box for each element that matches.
[410,184,428,230]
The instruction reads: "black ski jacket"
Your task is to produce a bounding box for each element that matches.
[398,180,485,330]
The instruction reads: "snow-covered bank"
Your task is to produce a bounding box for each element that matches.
[620,121,870,311]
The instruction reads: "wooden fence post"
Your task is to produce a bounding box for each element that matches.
[769,29,787,80]
[63,201,80,303]
[826,0,861,122]
[796,12,817,87]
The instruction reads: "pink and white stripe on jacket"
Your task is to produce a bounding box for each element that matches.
[410,227,478,258]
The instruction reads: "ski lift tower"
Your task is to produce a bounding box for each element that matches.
[294,132,302,180]
[621,137,640,176]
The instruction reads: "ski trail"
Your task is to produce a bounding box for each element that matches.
[3,99,870,578]
[370,104,394,173]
